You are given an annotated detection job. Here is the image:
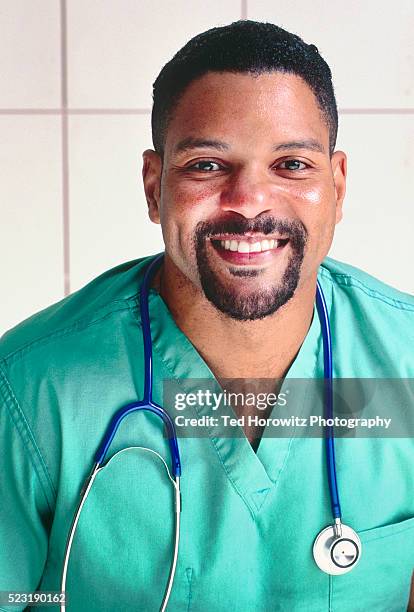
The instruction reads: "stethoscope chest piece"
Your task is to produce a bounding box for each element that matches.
[313,524,361,575]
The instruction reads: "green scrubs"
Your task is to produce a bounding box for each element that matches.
[1,253,414,611]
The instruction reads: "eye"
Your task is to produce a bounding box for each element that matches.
[188,160,223,172]
[277,159,308,171]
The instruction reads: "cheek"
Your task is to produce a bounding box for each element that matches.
[159,191,207,256]
[289,184,336,254]
[163,174,219,212]
[281,179,326,207]
[288,184,329,228]
[160,178,219,246]
[299,186,325,205]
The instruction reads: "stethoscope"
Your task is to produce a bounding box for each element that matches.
[61,252,361,611]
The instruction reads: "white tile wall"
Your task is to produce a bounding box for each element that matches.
[0,117,64,335]
[247,0,414,109]
[330,114,414,293]
[1,1,413,337]
[0,0,61,107]
[69,114,163,290]
[67,0,242,108]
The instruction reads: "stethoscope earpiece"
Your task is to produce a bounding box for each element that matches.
[313,523,361,575]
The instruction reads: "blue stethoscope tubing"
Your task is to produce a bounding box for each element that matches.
[315,277,361,574]
[94,253,181,475]
[315,278,341,521]
[61,252,361,610]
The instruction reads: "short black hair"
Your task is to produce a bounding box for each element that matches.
[151,20,338,157]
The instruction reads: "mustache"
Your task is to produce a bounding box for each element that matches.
[194,215,308,250]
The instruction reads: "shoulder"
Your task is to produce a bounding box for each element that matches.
[0,254,160,364]
[317,257,414,375]
[319,256,414,313]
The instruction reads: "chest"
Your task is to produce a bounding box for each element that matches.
[45,411,414,611]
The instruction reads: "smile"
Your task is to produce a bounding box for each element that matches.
[210,236,290,264]
[216,238,288,253]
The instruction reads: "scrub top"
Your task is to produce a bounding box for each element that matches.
[1,253,414,612]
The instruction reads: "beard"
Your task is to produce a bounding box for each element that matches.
[194,215,307,321]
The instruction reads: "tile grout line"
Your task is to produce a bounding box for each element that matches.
[1,108,413,115]
[339,108,414,114]
[241,0,247,19]
[60,0,70,296]
[0,108,152,114]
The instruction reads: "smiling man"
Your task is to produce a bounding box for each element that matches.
[1,20,414,612]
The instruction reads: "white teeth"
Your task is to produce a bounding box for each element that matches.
[237,241,250,253]
[218,238,283,251]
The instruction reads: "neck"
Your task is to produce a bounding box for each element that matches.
[151,254,317,380]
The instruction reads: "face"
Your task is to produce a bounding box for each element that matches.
[143,71,346,321]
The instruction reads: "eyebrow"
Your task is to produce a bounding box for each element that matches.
[173,137,230,155]
[272,139,325,154]
[173,137,325,155]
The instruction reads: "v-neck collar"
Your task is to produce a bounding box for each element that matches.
[146,275,325,517]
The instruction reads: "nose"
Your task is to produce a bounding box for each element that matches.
[219,167,274,218]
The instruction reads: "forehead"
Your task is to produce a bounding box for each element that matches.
[165,71,329,153]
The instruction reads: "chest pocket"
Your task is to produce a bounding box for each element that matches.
[331,515,414,612]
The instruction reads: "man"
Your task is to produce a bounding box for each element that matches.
[1,20,414,612]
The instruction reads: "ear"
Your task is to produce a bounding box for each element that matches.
[142,149,162,224]
[330,151,347,224]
